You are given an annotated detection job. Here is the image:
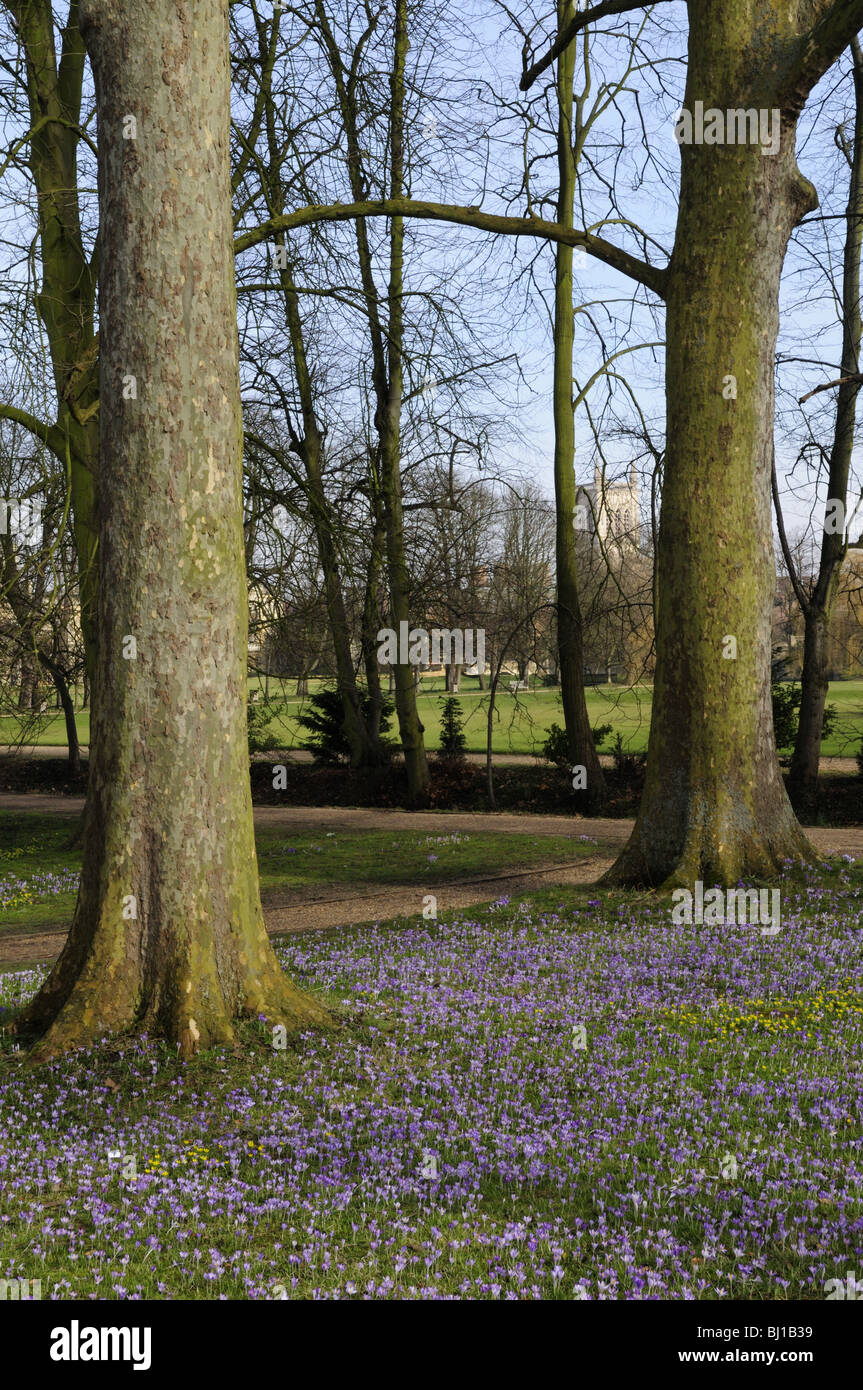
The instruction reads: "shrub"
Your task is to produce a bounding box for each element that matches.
[437,696,467,762]
[771,682,800,753]
[295,688,394,765]
[541,721,613,770]
[593,722,614,751]
[771,681,838,755]
[247,701,280,755]
[610,732,647,790]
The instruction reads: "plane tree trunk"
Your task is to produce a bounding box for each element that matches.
[604,1,849,886]
[16,0,331,1060]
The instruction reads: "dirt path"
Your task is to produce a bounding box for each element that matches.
[1,795,861,971]
[0,854,615,970]
[5,747,863,773]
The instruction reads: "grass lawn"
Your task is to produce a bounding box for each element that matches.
[0,811,597,936]
[255,826,595,892]
[260,674,863,757]
[5,677,862,757]
[0,813,82,930]
[0,856,860,1299]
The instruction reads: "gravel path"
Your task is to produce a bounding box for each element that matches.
[0,795,861,971]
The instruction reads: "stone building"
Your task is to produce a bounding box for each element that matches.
[575,463,640,549]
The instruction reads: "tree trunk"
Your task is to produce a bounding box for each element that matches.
[16,0,330,1060]
[38,654,80,773]
[790,609,836,814]
[380,0,429,805]
[11,0,100,680]
[486,668,501,810]
[361,510,387,746]
[18,653,38,712]
[606,6,821,886]
[554,0,606,814]
[789,39,863,815]
[311,0,427,799]
[272,241,379,769]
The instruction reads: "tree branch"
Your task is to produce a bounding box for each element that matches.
[798,372,863,403]
[784,0,863,113]
[520,0,662,91]
[234,199,668,298]
[0,404,68,464]
[771,450,810,616]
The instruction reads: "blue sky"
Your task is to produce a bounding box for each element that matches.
[0,0,860,555]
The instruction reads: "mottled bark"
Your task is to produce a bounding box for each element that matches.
[605,1,837,886]
[16,0,330,1060]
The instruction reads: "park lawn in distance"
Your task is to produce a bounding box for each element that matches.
[3,679,863,757]
[254,676,863,757]
[0,710,92,749]
[0,855,860,1299]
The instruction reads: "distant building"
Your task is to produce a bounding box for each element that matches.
[828,542,863,676]
[773,541,863,678]
[575,463,640,549]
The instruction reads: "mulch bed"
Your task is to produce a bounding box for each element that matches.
[0,754,858,824]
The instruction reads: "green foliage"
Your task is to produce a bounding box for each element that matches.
[295,688,393,765]
[609,731,647,788]
[593,722,614,750]
[436,696,467,762]
[771,682,838,755]
[541,721,612,770]
[247,700,280,755]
